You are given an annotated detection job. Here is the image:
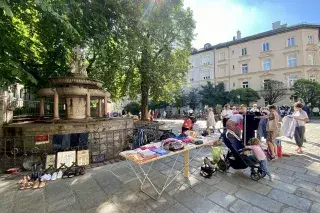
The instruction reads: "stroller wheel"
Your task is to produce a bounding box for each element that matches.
[217,160,228,172]
[250,172,260,181]
[259,169,266,178]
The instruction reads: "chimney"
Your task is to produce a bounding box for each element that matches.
[236,30,241,39]
[233,36,236,41]
[272,21,281,30]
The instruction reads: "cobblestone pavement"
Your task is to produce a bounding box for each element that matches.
[0,120,319,213]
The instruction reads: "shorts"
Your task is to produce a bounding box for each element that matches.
[266,131,275,142]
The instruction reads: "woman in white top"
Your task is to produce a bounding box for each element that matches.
[206,107,216,131]
[293,102,309,154]
[221,104,233,128]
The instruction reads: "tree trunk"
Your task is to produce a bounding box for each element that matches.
[140,82,149,120]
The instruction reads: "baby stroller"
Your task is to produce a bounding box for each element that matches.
[217,130,266,181]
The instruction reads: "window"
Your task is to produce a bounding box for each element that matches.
[287,55,297,67]
[308,35,313,44]
[190,78,194,82]
[233,82,235,87]
[241,48,247,56]
[202,71,210,80]
[262,42,270,51]
[242,81,249,88]
[219,52,225,61]
[232,65,235,70]
[288,75,298,87]
[287,37,295,47]
[309,74,317,82]
[263,59,271,71]
[263,79,270,89]
[309,54,315,65]
[189,60,195,68]
[242,64,248,73]
[202,56,211,65]
[19,89,24,99]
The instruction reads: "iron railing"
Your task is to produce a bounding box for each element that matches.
[0,122,162,171]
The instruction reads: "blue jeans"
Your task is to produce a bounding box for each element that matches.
[260,159,271,177]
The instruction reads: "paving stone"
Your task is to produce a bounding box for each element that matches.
[0,189,16,204]
[230,200,268,213]
[311,202,320,213]
[208,205,231,213]
[0,201,13,213]
[315,185,320,193]
[94,201,122,213]
[295,187,320,202]
[213,180,239,194]
[294,172,320,184]
[282,207,307,213]
[174,189,217,213]
[45,181,74,204]
[145,192,177,212]
[239,181,272,195]
[268,189,311,211]
[207,190,236,208]
[112,191,150,213]
[284,159,309,168]
[292,178,316,190]
[235,189,283,213]
[273,168,295,176]
[50,204,82,213]
[192,182,217,197]
[162,203,193,213]
[272,162,307,173]
[258,178,297,194]
[47,196,77,212]
[273,173,296,184]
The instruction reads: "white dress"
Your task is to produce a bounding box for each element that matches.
[207,111,216,128]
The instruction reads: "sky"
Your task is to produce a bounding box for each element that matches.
[184,0,320,48]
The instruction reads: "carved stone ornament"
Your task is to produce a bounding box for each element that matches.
[70,45,88,77]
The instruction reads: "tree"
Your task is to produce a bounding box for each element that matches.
[292,79,320,106]
[124,102,140,115]
[187,88,200,110]
[260,80,287,105]
[229,88,260,106]
[198,82,229,107]
[174,90,188,109]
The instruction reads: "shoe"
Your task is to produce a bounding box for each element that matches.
[269,174,274,181]
[39,181,46,188]
[33,180,40,189]
[51,172,57,181]
[57,170,63,179]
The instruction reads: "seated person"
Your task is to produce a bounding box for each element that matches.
[182,115,196,133]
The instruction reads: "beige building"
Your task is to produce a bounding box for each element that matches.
[188,22,320,106]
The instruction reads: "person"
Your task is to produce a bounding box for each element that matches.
[292,102,309,154]
[246,138,274,181]
[232,106,239,114]
[206,107,216,132]
[302,103,311,119]
[250,104,259,113]
[154,110,158,119]
[225,107,246,150]
[182,116,196,133]
[266,105,279,159]
[163,110,166,119]
[221,104,232,128]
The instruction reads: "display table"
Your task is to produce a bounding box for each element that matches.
[119,134,221,200]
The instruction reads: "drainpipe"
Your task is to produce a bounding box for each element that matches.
[213,48,216,85]
[228,46,231,92]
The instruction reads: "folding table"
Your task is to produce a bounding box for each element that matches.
[119,135,220,200]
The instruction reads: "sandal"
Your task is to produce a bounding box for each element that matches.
[39,181,46,188]
[33,180,40,189]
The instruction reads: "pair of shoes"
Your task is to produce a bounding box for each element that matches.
[33,179,46,189]
[269,174,274,181]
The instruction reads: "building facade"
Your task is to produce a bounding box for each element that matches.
[187,23,320,106]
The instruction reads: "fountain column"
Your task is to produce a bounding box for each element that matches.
[98,99,102,118]
[39,98,44,118]
[104,95,108,117]
[53,89,59,120]
[86,93,91,118]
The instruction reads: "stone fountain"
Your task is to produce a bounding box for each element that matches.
[38,46,109,120]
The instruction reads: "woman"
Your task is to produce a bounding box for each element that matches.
[206,107,216,132]
[225,106,246,150]
[221,104,232,128]
[232,106,239,114]
[293,102,309,153]
[266,105,279,159]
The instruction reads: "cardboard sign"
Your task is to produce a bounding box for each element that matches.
[45,154,56,169]
[57,151,76,167]
[77,150,90,166]
[92,154,105,163]
[35,134,49,145]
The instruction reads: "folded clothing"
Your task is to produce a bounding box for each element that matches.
[138,150,157,157]
[140,145,157,150]
[152,148,169,155]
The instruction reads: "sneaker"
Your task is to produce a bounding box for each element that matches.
[269,174,274,181]
[57,170,63,179]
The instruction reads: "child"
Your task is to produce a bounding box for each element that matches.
[246,138,274,181]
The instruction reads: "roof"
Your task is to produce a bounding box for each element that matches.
[191,23,320,55]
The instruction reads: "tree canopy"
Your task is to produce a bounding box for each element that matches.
[292,79,320,106]
[260,80,287,105]
[1,0,195,120]
[229,88,260,106]
[198,82,229,107]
